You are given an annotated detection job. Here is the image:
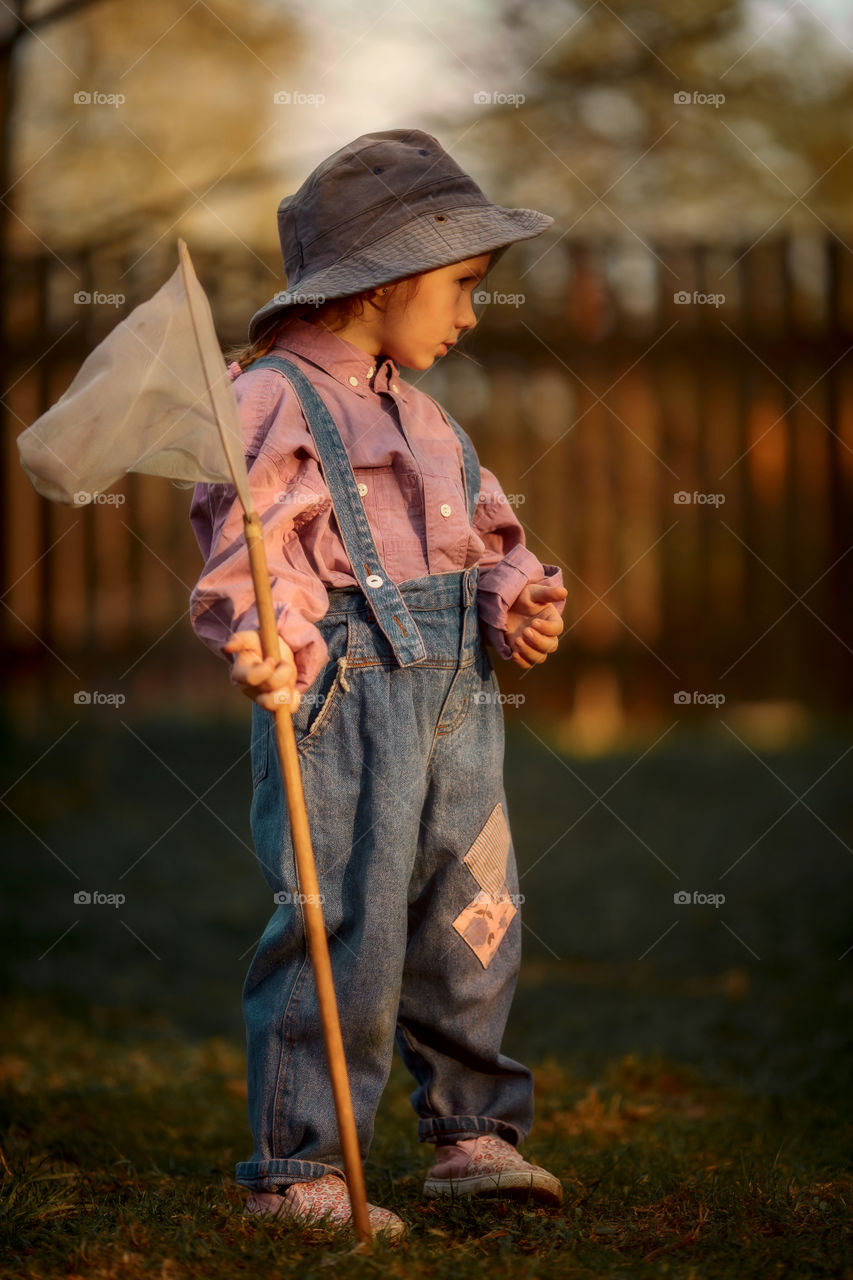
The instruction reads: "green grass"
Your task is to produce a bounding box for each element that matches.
[1,998,850,1278]
[1,711,852,1276]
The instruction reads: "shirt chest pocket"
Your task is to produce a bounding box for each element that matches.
[351,465,427,555]
[351,465,418,515]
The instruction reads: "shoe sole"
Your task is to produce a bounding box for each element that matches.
[422,1170,563,1206]
[243,1201,407,1242]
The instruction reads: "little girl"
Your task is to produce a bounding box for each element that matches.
[190,128,567,1241]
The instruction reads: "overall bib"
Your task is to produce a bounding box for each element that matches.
[236,356,534,1192]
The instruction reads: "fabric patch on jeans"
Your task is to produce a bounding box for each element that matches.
[452,888,517,969]
[463,803,510,899]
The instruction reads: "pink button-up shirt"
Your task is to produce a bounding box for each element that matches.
[190,318,564,692]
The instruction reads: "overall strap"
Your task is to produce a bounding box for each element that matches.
[249,353,427,666]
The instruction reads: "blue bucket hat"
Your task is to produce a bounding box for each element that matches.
[248,127,553,341]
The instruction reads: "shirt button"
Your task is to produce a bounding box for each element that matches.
[366,366,375,377]
[392,383,399,392]
[348,375,358,386]
[357,482,368,497]
[440,503,452,517]
[365,573,384,588]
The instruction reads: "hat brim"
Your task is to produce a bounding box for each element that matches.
[247,203,553,341]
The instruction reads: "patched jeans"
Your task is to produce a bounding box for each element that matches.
[236,568,534,1191]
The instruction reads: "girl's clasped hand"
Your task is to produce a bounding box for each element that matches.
[504,580,568,669]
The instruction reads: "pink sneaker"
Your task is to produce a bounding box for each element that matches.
[243,1173,406,1241]
[423,1134,563,1205]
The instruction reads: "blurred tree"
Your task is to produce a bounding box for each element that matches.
[5,0,305,253]
[458,0,853,241]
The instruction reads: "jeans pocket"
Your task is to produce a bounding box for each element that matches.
[249,615,351,783]
[291,615,351,753]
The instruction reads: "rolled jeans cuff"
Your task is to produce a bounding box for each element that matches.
[235,1157,345,1191]
[417,1114,525,1146]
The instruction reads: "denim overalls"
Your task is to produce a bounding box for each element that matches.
[236,356,534,1192]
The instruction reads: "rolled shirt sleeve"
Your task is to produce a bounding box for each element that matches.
[189,367,333,694]
[474,465,565,659]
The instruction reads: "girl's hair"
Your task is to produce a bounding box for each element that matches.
[227,274,422,371]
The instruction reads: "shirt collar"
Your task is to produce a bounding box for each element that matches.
[270,317,406,401]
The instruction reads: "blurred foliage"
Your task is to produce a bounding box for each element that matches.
[462,0,853,238]
[6,0,304,249]
[4,0,853,255]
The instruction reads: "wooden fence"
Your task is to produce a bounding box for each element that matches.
[2,234,851,722]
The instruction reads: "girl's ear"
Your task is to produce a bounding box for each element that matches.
[365,286,391,310]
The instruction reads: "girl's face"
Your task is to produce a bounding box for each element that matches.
[334,252,492,371]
